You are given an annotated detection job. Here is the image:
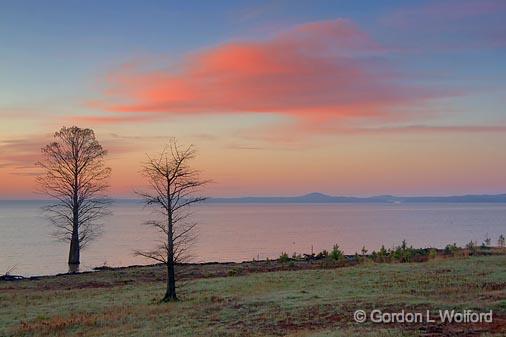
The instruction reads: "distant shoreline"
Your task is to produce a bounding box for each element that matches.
[2,192,506,203]
[206,192,506,203]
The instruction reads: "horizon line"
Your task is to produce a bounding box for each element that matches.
[2,191,506,202]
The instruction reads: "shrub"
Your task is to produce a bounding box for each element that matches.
[278,252,290,263]
[378,245,388,257]
[329,244,344,261]
[498,234,505,248]
[227,268,240,276]
[466,241,477,255]
[376,245,389,262]
[393,244,413,262]
[371,250,377,261]
[361,246,368,256]
[484,234,491,247]
[444,243,459,256]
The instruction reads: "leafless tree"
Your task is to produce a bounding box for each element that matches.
[136,139,208,302]
[36,126,111,267]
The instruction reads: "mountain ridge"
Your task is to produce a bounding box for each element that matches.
[205,192,506,203]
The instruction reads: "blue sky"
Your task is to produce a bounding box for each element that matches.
[1,0,505,197]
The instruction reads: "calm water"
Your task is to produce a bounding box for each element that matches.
[0,200,505,276]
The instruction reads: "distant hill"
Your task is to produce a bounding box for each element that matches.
[206,192,506,203]
[4,193,506,203]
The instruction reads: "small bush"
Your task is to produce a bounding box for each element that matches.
[466,241,477,255]
[329,244,344,261]
[484,235,491,247]
[394,240,415,262]
[498,234,505,248]
[444,243,459,256]
[375,245,389,262]
[227,268,240,277]
[361,246,368,255]
[278,252,290,263]
[371,250,377,261]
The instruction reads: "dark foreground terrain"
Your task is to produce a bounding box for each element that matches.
[1,254,505,337]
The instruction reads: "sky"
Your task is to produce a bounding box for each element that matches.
[0,0,505,198]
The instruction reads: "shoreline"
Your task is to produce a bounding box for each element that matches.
[4,245,505,282]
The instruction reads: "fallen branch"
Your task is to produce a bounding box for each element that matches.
[0,274,25,281]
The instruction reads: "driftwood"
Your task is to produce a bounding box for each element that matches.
[0,274,25,281]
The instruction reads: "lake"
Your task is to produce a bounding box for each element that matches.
[0,200,505,276]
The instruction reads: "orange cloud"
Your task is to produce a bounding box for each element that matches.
[91,19,438,124]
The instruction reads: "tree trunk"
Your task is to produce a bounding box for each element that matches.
[163,257,177,301]
[163,205,177,302]
[68,227,80,265]
[68,189,80,265]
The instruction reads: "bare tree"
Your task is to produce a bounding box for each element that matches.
[36,126,111,267]
[136,139,208,302]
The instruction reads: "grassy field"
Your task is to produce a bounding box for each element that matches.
[1,255,505,337]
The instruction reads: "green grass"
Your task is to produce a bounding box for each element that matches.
[1,256,505,337]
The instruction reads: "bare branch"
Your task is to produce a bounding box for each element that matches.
[136,138,208,301]
[37,126,111,265]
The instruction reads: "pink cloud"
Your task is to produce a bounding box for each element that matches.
[89,19,440,125]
